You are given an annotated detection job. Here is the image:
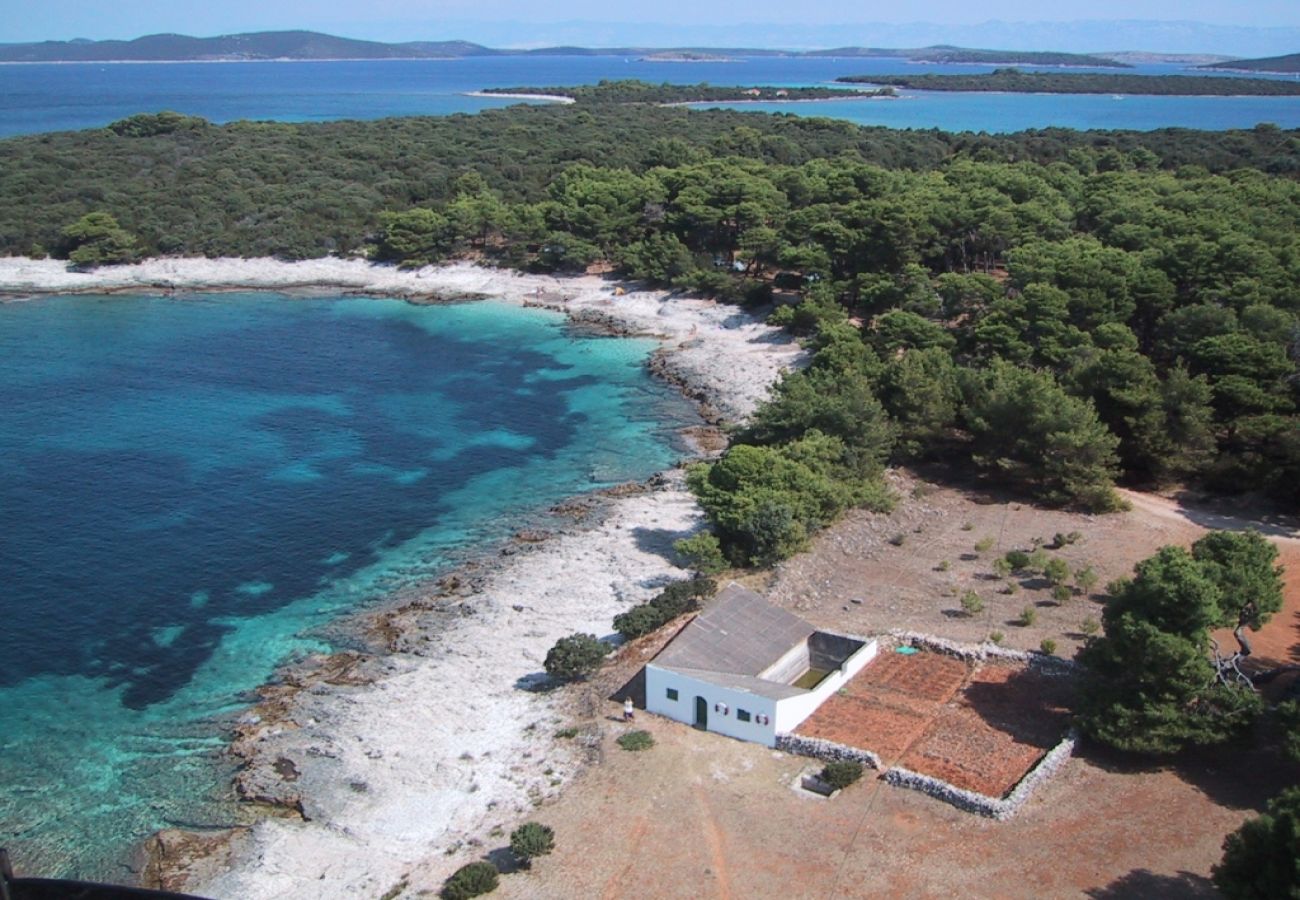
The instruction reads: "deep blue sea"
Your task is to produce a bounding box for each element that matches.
[0,292,697,879]
[0,55,1297,137]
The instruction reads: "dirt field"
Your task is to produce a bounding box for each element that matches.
[796,650,1073,797]
[484,473,1300,899]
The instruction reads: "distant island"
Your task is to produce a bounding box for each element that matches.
[1199,51,1300,74]
[639,51,736,63]
[804,45,1130,67]
[0,29,1132,66]
[1099,51,1235,66]
[479,80,891,104]
[836,69,1300,96]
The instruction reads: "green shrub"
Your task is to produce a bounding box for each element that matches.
[937,560,951,572]
[1052,584,1073,604]
[1051,531,1083,548]
[617,730,655,751]
[1075,565,1099,595]
[819,760,864,790]
[1044,557,1071,586]
[650,577,715,617]
[554,727,578,739]
[61,212,138,267]
[509,821,555,866]
[992,558,1012,578]
[1016,606,1037,627]
[543,633,608,681]
[441,861,499,900]
[960,590,984,616]
[1004,550,1031,571]
[613,604,669,640]
[889,532,907,546]
[989,631,1005,645]
[1080,616,1100,636]
[1026,548,1051,574]
[961,522,974,531]
[1040,639,1058,655]
[974,537,995,553]
[674,532,728,575]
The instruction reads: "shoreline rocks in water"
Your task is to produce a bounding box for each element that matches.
[0,256,806,899]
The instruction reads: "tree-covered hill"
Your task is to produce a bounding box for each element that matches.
[837,69,1300,96]
[0,31,484,63]
[4,102,1298,519]
[481,81,889,104]
[806,46,1129,67]
[1200,52,1300,74]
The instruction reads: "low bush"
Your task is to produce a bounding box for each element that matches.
[1044,557,1071,586]
[1015,606,1037,627]
[1005,549,1031,571]
[960,590,984,616]
[617,730,655,751]
[1040,638,1058,655]
[820,760,865,790]
[674,532,728,575]
[543,633,608,681]
[974,537,995,553]
[1052,584,1073,604]
[509,821,555,866]
[441,861,499,900]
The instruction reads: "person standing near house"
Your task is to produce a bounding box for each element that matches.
[623,697,635,722]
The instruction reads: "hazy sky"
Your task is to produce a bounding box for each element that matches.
[2,0,1298,43]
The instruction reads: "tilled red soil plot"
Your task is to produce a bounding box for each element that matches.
[796,650,1072,797]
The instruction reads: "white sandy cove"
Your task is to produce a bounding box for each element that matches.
[0,256,804,898]
[0,256,800,423]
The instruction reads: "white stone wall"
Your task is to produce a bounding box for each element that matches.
[644,664,779,746]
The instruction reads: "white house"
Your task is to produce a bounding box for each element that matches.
[644,583,878,747]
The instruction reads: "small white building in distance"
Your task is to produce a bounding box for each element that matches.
[644,583,878,747]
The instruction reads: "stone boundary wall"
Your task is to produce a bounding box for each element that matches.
[775,733,882,770]
[886,630,1079,676]
[884,729,1079,820]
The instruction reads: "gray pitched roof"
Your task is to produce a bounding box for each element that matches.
[653,582,814,678]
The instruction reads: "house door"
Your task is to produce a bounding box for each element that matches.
[694,696,708,730]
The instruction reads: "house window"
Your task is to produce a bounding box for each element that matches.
[737,709,752,723]
[666,688,679,701]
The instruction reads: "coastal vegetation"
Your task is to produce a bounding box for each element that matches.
[542,633,609,681]
[2,97,1297,545]
[440,861,499,900]
[612,577,715,640]
[1214,787,1300,898]
[837,69,1300,96]
[481,80,890,104]
[508,822,555,867]
[1077,531,1282,755]
[1201,52,1300,74]
[806,47,1129,68]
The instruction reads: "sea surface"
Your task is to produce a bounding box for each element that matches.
[0,292,698,880]
[0,55,1297,137]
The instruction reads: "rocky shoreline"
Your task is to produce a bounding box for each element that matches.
[0,256,805,898]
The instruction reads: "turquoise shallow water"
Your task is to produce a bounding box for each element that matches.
[0,292,698,880]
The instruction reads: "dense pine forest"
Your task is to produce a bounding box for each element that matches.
[2,99,1298,560]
